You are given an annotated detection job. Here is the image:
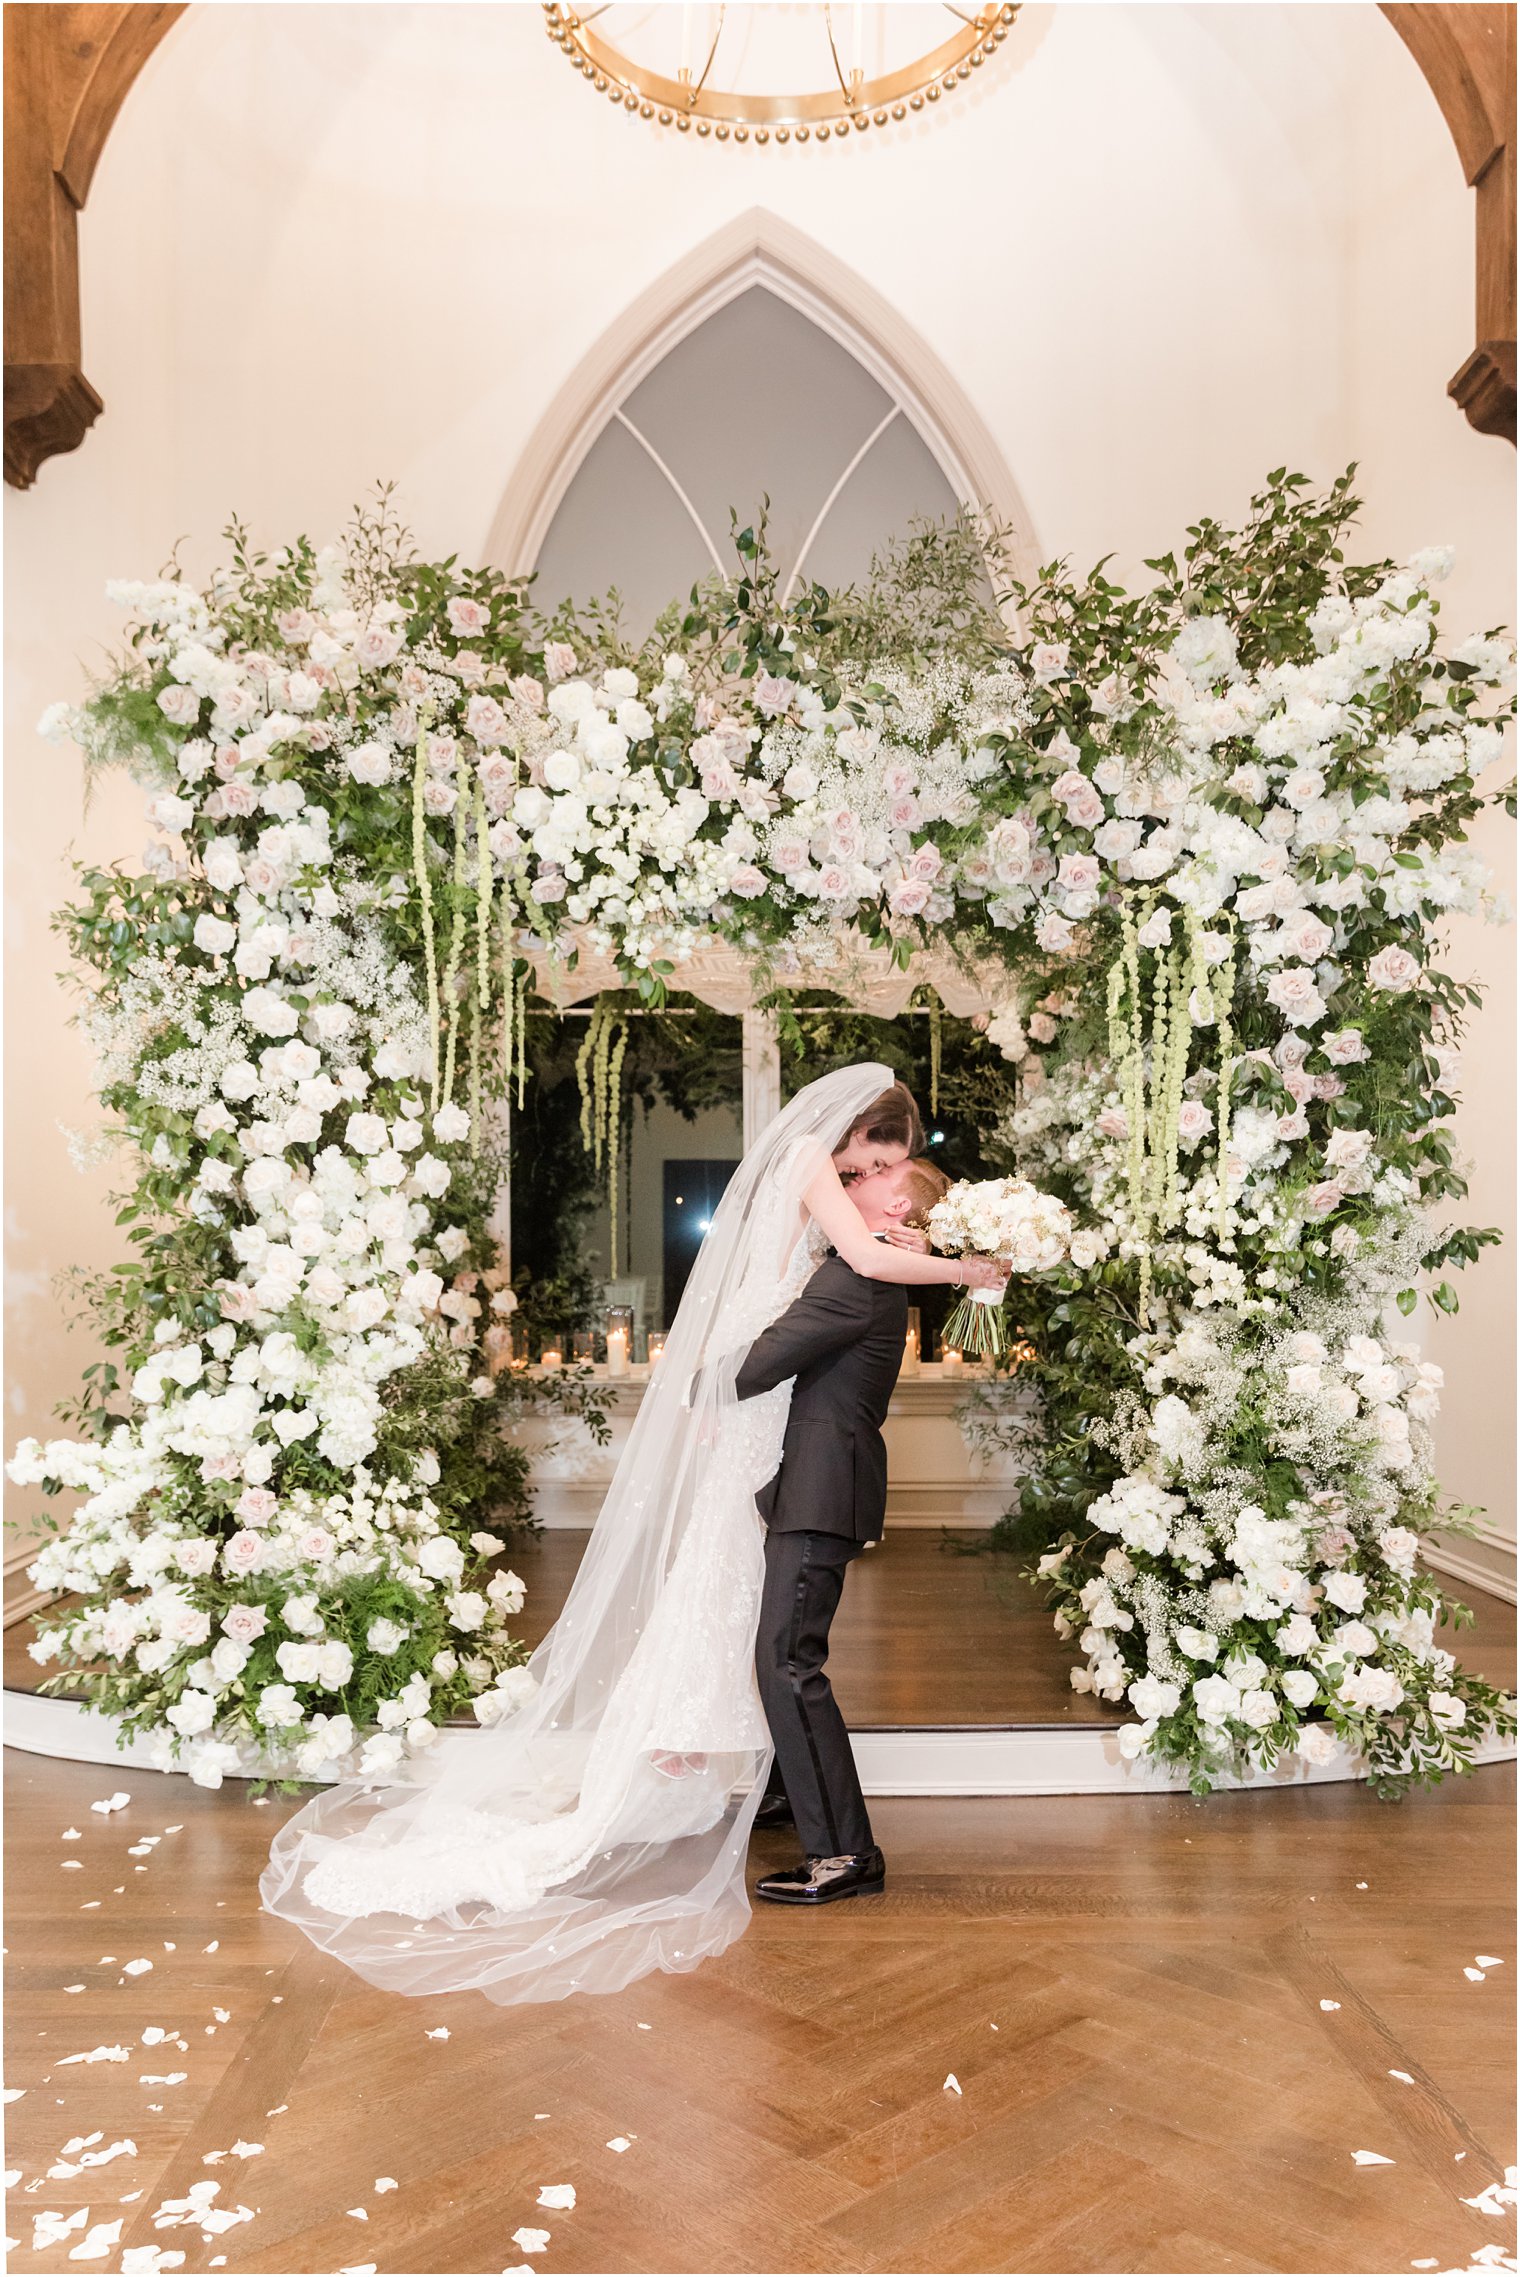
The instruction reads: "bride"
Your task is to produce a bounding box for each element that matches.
[261,1063,1002,2005]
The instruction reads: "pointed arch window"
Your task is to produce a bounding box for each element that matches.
[530,281,966,634]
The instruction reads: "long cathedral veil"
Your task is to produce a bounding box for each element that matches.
[260,1062,893,2004]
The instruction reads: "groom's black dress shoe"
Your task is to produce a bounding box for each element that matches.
[751,1791,795,1830]
[754,1847,886,1904]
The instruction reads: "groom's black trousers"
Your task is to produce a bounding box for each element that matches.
[755,1527,874,1859]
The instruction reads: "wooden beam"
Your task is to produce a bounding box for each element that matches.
[1382,2,1517,443]
[3,2,184,490]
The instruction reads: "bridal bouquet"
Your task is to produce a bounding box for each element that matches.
[927,1176,1074,1358]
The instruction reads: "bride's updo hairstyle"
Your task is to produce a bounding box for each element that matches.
[838,1080,925,1160]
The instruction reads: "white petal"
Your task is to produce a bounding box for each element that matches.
[1463,1967,1487,1981]
[1388,2070,1414,2084]
[374,2178,398,2193]
[943,2073,962,2095]
[1351,2150,1394,2165]
[605,2138,632,2153]
[537,2185,575,2210]
[1319,2000,1341,2011]
[510,2228,551,2254]
[425,2027,450,2040]
[346,2208,369,2221]
[1475,1955,1504,1969]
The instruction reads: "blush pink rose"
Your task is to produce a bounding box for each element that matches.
[447,596,490,637]
[464,695,509,747]
[1367,944,1421,993]
[888,877,932,917]
[728,865,766,899]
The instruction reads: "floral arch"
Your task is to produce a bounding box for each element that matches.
[11,470,1517,1797]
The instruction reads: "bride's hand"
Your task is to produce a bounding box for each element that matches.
[959,1255,1008,1290]
[881,1226,930,1253]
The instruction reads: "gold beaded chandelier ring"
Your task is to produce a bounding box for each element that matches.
[542,4,1020,144]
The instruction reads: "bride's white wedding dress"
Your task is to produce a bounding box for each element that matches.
[260,1062,891,2006]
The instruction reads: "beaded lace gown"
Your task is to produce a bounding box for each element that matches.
[260,1063,890,2007]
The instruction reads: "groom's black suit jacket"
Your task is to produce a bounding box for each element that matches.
[734,1254,907,1544]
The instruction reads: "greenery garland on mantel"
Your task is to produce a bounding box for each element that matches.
[9,472,1517,1796]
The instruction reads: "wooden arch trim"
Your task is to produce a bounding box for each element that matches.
[3,2,185,490]
[1381,2,1517,443]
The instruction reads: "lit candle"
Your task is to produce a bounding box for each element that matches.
[606,1326,629,1378]
[901,1309,921,1377]
[540,1346,562,1373]
[647,1332,667,1367]
[940,1344,964,1375]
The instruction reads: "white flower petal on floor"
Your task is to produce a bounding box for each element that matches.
[33,2208,90,2249]
[536,2186,575,2210]
[1474,1956,1503,1968]
[1464,1967,1487,1981]
[510,2228,551,2254]
[943,2073,962,2095]
[374,2178,398,2193]
[605,2138,632,2153]
[1352,2150,1395,2165]
[66,2215,123,2261]
[1319,1999,1341,2010]
[58,2046,130,2066]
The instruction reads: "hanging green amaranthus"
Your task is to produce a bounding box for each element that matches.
[574,995,630,1276]
[1212,931,1238,1244]
[606,1019,629,1281]
[439,756,470,1107]
[1106,894,1216,1323]
[410,708,441,1107]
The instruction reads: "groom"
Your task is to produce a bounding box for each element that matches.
[734,1154,950,1906]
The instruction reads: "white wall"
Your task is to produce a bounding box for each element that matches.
[6,3,1514,1585]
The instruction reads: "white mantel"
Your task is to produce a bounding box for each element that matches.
[513,1363,1030,1529]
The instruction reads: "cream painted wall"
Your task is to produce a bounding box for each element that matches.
[6,4,1514,1584]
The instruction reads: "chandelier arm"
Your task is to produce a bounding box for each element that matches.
[688,3,726,104]
[822,6,854,105]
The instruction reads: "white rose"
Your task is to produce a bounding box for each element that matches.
[257,1683,305,1728]
[346,741,393,786]
[1321,1569,1368,1613]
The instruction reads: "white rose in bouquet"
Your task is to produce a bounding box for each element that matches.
[925,1176,1074,1356]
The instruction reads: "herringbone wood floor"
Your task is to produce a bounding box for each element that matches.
[5,1747,1512,2277]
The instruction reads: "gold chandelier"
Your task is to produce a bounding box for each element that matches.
[542,4,1020,143]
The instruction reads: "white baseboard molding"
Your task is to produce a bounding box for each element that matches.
[1420,1530,1518,1605]
[5,1688,1513,1797]
[850,1721,1516,1795]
